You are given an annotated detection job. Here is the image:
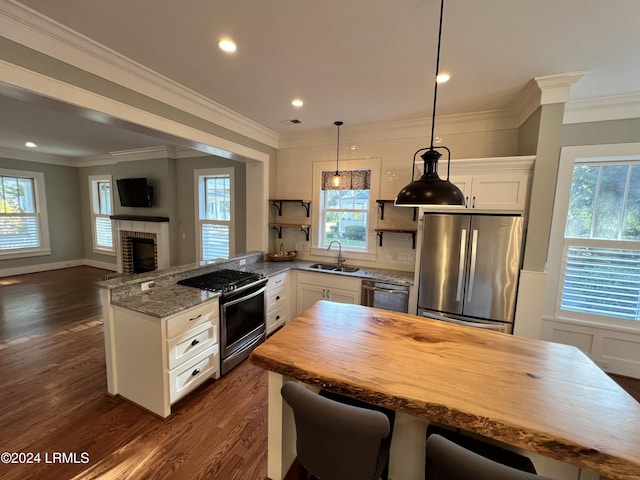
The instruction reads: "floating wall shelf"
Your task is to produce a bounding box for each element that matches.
[270,223,310,241]
[374,229,417,249]
[376,200,418,221]
[269,199,311,217]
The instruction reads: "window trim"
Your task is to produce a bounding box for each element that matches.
[88,174,115,255]
[194,167,235,261]
[545,143,640,329]
[311,158,380,262]
[0,168,51,259]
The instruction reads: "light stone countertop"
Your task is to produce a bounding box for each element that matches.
[107,258,414,319]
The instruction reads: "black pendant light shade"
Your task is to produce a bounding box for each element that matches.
[394,0,466,207]
[395,148,466,206]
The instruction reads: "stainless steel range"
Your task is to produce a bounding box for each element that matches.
[178,269,267,375]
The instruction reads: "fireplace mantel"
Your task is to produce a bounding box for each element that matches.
[110,215,169,222]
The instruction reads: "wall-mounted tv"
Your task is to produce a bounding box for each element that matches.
[116,178,153,208]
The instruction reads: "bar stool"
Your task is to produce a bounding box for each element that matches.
[281,381,392,480]
[426,433,554,480]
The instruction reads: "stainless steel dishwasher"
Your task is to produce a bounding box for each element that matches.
[361,280,410,313]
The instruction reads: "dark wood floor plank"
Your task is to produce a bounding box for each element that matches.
[1,266,638,480]
[0,266,268,480]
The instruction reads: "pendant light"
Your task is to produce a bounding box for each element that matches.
[394,0,465,207]
[332,121,343,188]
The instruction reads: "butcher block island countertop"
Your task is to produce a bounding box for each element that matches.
[251,301,640,480]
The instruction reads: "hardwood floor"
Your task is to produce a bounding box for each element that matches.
[0,267,268,480]
[1,267,638,480]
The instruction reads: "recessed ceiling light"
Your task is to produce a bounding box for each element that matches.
[436,74,450,83]
[291,99,304,108]
[218,38,237,53]
[25,141,37,148]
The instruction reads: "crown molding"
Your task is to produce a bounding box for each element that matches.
[0,1,279,149]
[0,146,76,166]
[534,71,587,105]
[279,109,518,149]
[564,92,640,125]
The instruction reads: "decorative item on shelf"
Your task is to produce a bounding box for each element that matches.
[394,0,465,208]
[332,121,343,188]
[267,243,298,262]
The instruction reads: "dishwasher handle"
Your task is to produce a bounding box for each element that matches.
[362,284,409,295]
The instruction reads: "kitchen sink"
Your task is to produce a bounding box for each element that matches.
[333,266,359,272]
[309,263,338,270]
[309,263,359,273]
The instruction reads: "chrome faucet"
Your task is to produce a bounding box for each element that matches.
[327,240,346,267]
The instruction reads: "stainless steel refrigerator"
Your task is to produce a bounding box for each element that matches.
[417,213,524,333]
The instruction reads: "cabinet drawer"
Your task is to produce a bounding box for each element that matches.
[169,345,219,403]
[266,284,288,312]
[167,321,217,370]
[266,303,288,336]
[166,300,218,339]
[268,271,289,290]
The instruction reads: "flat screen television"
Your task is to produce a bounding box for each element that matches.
[116,178,153,208]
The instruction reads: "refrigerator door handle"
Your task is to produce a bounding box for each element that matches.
[456,229,467,302]
[467,229,479,302]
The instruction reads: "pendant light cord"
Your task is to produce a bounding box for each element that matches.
[335,121,343,173]
[430,0,445,150]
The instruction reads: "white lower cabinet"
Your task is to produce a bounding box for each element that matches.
[266,271,290,335]
[296,271,361,315]
[112,299,220,417]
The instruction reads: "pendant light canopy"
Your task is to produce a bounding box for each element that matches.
[395,0,465,207]
[332,121,343,188]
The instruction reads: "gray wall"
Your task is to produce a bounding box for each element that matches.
[562,117,640,146]
[0,157,83,270]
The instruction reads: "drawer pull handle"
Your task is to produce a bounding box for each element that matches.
[189,314,202,321]
[191,339,200,346]
[275,315,280,320]
[192,368,201,376]
[275,295,280,300]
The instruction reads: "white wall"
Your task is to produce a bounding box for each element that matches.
[274,118,519,271]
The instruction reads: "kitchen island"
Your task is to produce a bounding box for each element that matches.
[250,301,640,480]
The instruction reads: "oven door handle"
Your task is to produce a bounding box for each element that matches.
[223,285,266,308]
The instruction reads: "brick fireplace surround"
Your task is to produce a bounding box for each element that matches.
[110,215,170,274]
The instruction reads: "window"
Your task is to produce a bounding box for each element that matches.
[196,168,234,260]
[0,169,50,258]
[319,170,370,250]
[311,159,380,260]
[89,175,114,253]
[559,161,640,321]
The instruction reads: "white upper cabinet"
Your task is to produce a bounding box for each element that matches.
[450,173,530,211]
[429,156,535,212]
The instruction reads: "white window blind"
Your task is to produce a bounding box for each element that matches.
[560,162,640,321]
[90,176,114,252]
[0,175,41,252]
[197,169,234,260]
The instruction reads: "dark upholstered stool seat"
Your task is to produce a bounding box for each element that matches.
[426,433,555,480]
[427,423,537,474]
[282,382,392,480]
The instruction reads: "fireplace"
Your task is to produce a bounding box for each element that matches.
[110,215,170,274]
[131,237,156,273]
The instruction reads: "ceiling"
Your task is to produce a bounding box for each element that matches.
[2,0,640,159]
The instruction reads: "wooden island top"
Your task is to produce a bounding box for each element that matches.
[251,301,640,480]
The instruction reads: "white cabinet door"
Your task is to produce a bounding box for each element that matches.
[469,174,529,210]
[296,272,362,315]
[449,173,528,211]
[297,284,326,314]
[326,288,359,305]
